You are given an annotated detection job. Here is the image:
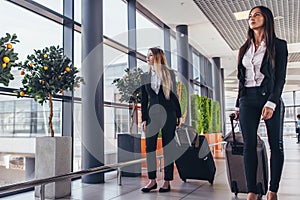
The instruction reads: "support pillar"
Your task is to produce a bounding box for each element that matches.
[82,0,104,183]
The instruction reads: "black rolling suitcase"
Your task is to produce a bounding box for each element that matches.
[175,124,216,184]
[224,114,268,197]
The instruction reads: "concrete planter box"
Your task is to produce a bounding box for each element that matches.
[35,136,72,199]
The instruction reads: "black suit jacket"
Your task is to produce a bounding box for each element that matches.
[141,70,182,122]
[235,38,288,108]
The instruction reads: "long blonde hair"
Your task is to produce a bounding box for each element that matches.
[148,47,172,99]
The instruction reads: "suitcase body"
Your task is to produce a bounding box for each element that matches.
[175,125,216,184]
[224,114,268,196]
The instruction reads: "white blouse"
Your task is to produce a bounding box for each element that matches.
[240,40,276,111]
[151,70,161,95]
[242,40,266,87]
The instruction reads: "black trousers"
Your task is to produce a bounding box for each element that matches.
[145,105,177,181]
[239,87,284,193]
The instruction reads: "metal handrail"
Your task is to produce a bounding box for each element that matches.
[0,141,224,199]
[209,141,227,147]
[0,158,146,197]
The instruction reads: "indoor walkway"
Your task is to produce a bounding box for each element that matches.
[2,136,300,200]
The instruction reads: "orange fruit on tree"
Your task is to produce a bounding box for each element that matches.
[2,63,7,68]
[44,66,48,70]
[3,56,10,63]
[43,54,48,58]
[65,67,71,72]
[6,43,12,49]
[20,91,25,97]
[29,63,33,67]
[20,70,25,75]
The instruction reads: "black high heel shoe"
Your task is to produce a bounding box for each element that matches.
[141,183,157,193]
[159,184,171,193]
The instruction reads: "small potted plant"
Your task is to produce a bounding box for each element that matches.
[112,67,143,133]
[112,67,143,177]
[17,45,83,199]
[0,33,21,86]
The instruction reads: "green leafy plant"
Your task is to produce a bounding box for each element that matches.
[17,46,84,137]
[191,94,221,134]
[112,67,143,133]
[177,82,187,123]
[212,101,221,133]
[0,33,21,86]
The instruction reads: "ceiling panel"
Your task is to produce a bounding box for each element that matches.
[193,0,300,50]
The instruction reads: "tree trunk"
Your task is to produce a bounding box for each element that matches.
[129,103,137,134]
[49,93,54,137]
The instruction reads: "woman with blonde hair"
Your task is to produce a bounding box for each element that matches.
[141,47,181,193]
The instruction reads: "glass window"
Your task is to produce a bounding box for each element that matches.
[170,36,177,70]
[32,0,63,14]
[296,106,300,118]
[284,106,295,122]
[199,55,205,85]
[104,45,128,103]
[282,92,294,106]
[73,102,82,171]
[295,91,300,106]
[1,1,62,88]
[192,52,200,80]
[137,58,148,73]
[0,95,62,185]
[103,0,128,46]
[74,0,81,23]
[74,31,82,98]
[136,11,164,55]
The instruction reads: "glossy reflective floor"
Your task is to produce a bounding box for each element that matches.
[3,136,300,200]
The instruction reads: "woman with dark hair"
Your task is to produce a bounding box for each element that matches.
[140,47,181,193]
[234,6,288,200]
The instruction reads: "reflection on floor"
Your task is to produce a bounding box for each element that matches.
[2,136,300,200]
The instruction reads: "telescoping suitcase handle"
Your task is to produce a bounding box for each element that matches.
[229,113,237,144]
[175,124,199,147]
[229,113,244,155]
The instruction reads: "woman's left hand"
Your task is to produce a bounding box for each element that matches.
[262,106,274,120]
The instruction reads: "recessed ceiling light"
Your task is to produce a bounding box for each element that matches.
[233,10,250,20]
[274,16,284,20]
[224,80,236,83]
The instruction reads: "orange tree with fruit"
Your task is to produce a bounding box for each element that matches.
[17,46,83,137]
[0,33,21,86]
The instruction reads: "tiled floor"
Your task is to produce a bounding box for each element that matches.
[2,136,300,200]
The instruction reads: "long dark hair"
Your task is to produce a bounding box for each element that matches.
[238,6,276,68]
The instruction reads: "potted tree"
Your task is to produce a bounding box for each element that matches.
[17,45,83,199]
[0,33,21,86]
[112,67,143,177]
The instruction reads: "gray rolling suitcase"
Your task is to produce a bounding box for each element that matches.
[224,114,268,197]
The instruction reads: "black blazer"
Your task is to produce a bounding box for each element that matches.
[235,38,288,108]
[141,70,182,122]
